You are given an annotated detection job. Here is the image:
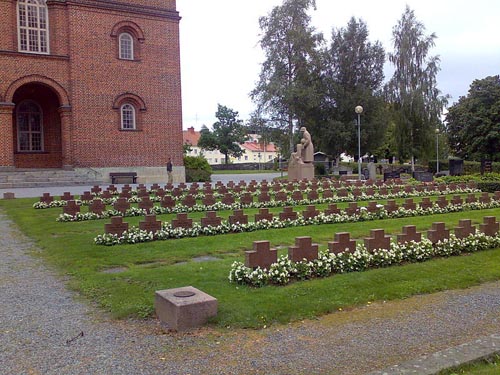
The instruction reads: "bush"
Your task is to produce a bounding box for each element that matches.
[183,156,212,182]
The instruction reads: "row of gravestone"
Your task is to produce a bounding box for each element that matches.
[40,179,477,204]
[67,191,497,219]
[244,216,500,269]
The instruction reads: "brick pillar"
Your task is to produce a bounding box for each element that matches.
[58,105,73,168]
[0,102,15,168]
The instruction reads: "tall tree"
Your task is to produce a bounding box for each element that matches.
[198,104,247,164]
[386,6,448,168]
[318,17,387,160]
[446,75,500,161]
[251,0,323,153]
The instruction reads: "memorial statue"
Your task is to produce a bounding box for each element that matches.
[288,127,315,181]
[299,127,314,163]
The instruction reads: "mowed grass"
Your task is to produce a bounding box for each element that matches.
[439,354,500,375]
[1,197,500,328]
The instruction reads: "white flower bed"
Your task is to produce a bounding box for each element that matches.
[228,232,500,287]
[93,200,500,246]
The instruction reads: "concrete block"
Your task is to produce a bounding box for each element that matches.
[155,286,217,331]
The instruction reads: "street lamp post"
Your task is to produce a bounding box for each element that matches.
[355,105,363,180]
[435,128,439,174]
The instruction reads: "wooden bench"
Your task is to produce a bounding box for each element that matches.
[110,172,137,184]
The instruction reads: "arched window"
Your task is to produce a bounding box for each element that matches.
[120,103,136,130]
[119,33,134,60]
[17,100,44,151]
[17,0,49,54]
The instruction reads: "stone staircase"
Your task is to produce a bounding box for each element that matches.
[0,169,103,189]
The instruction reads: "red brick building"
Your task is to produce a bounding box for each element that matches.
[0,0,184,183]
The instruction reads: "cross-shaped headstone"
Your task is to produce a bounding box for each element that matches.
[275,191,288,202]
[364,229,391,252]
[203,186,213,195]
[324,204,340,216]
[337,188,348,197]
[328,232,356,254]
[480,216,499,236]
[105,216,129,236]
[307,190,319,200]
[101,191,112,199]
[467,182,477,190]
[384,200,398,213]
[345,202,359,216]
[164,183,174,190]
[258,192,271,203]
[89,199,106,215]
[182,194,196,208]
[113,197,131,214]
[227,181,235,189]
[288,236,319,262]
[139,214,162,234]
[155,188,166,198]
[61,192,74,201]
[379,187,388,196]
[391,187,401,195]
[302,205,320,220]
[138,196,154,212]
[171,187,183,197]
[291,191,303,201]
[3,192,15,199]
[466,194,477,204]
[494,191,500,201]
[403,198,416,211]
[427,222,450,244]
[438,183,447,192]
[229,209,248,225]
[366,201,380,213]
[272,183,282,192]
[420,197,433,210]
[260,184,269,193]
[217,185,228,194]
[161,195,176,209]
[245,241,277,270]
[201,211,222,227]
[436,196,448,208]
[80,191,93,201]
[222,193,236,205]
[397,225,422,244]
[171,213,193,229]
[404,185,414,194]
[151,183,161,190]
[119,191,131,199]
[63,200,80,216]
[279,206,297,221]
[454,219,476,239]
[91,185,102,194]
[365,187,375,197]
[202,194,216,206]
[178,183,187,190]
[137,189,149,198]
[323,190,333,199]
[255,208,273,222]
[479,192,491,204]
[40,193,54,204]
[106,184,118,193]
[240,193,253,205]
[451,195,463,206]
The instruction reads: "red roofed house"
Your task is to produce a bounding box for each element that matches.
[0,0,184,184]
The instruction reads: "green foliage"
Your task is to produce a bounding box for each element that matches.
[435,173,500,192]
[317,17,388,159]
[183,155,212,182]
[386,6,448,163]
[446,75,500,161]
[198,104,247,164]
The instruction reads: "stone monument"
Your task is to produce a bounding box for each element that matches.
[288,127,315,181]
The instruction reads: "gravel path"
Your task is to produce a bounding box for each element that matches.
[1,207,499,375]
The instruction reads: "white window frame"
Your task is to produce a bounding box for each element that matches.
[120,103,136,130]
[119,32,134,60]
[17,0,50,54]
[16,99,44,152]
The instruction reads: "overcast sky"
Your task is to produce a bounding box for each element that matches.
[177,0,500,129]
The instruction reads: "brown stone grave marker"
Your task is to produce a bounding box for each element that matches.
[229,209,248,225]
[466,194,477,204]
[155,188,166,198]
[105,216,129,236]
[345,202,359,216]
[364,229,391,252]
[3,192,15,199]
[403,198,416,211]
[139,215,162,234]
[379,187,388,196]
[302,205,320,219]
[40,193,54,204]
[106,184,117,193]
[222,193,236,205]
[494,191,500,201]
[436,196,448,208]
[307,190,319,200]
[63,200,80,216]
[404,185,414,193]
[138,196,154,212]
[151,183,161,190]
[172,213,193,229]
[61,192,74,201]
[454,219,476,239]
[275,191,288,202]
[366,201,380,213]
[113,197,131,214]
[324,204,341,216]
[328,232,356,254]
[288,236,319,262]
[91,185,101,194]
[137,189,149,198]
[479,216,499,236]
[255,208,273,222]
[101,191,112,199]
[279,206,297,221]
[89,199,106,215]
[427,222,450,244]
[119,190,131,199]
[182,195,196,208]
[384,200,398,213]
[80,191,93,201]
[171,188,183,197]
[245,241,277,270]
[480,192,491,204]
[323,190,333,199]
[201,211,222,227]
[391,187,401,195]
[451,195,463,206]
[258,192,271,203]
[352,188,362,198]
[337,188,348,197]
[240,193,253,205]
[365,187,375,197]
[420,197,433,210]
[291,191,303,201]
[161,196,176,209]
[202,194,216,206]
[397,225,422,244]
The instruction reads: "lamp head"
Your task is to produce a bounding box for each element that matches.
[355,106,363,114]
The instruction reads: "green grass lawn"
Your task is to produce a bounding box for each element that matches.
[212,169,281,175]
[1,197,500,328]
[439,354,500,374]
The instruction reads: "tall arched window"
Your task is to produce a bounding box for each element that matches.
[119,32,134,60]
[17,0,49,54]
[120,103,136,130]
[17,100,44,152]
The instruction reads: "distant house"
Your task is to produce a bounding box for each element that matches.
[182,127,279,165]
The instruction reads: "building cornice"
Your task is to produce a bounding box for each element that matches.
[63,0,181,21]
[0,50,70,60]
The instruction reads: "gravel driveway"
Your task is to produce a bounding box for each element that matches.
[1,207,499,375]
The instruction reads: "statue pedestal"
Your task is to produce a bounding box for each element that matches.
[288,163,314,181]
